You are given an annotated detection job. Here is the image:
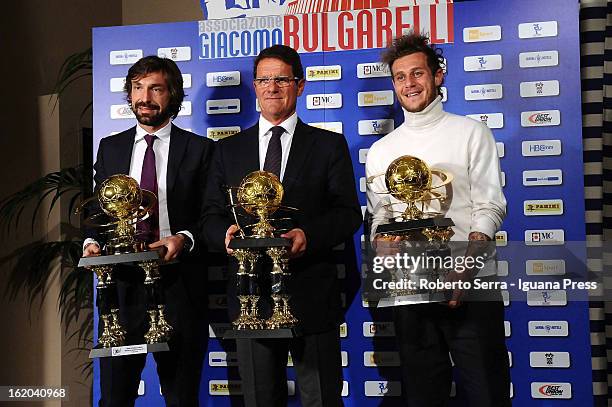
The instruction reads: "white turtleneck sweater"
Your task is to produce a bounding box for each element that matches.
[366,96,506,242]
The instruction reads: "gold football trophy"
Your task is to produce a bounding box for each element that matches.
[225,171,299,337]
[77,174,172,356]
[368,156,455,296]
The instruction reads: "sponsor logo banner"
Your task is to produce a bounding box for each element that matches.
[199,5,453,59]
[307,93,343,109]
[359,148,369,164]
[441,86,448,102]
[521,110,561,127]
[500,172,506,187]
[342,381,349,397]
[340,322,348,338]
[524,199,564,216]
[208,351,238,367]
[525,229,565,245]
[523,169,562,186]
[495,231,507,246]
[519,21,558,39]
[110,49,143,65]
[178,101,192,116]
[464,84,503,100]
[496,142,505,158]
[363,351,400,367]
[110,104,135,119]
[528,321,569,337]
[206,98,241,114]
[358,90,394,106]
[504,321,511,337]
[206,71,241,87]
[158,46,191,61]
[527,290,567,306]
[110,77,126,92]
[463,25,502,42]
[182,74,192,88]
[306,65,342,81]
[358,119,395,135]
[207,126,241,140]
[357,62,391,78]
[497,260,508,277]
[526,260,565,276]
[463,54,502,72]
[519,50,559,68]
[520,80,559,98]
[209,380,242,395]
[531,382,572,399]
[522,140,562,156]
[466,113,504,129]
[308,121,343,134]
[363,322,395,337]
[502,290,510,306]
[364,381,401,397]
[530,352,570,368]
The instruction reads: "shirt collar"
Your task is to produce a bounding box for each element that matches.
[258,112,298,139]
[135,120,172,143]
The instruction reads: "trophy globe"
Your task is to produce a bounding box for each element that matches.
[237,170,284,238]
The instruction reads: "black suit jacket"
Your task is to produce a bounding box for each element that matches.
[202,120,362,334]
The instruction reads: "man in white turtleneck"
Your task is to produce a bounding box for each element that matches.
[365,33,511,406]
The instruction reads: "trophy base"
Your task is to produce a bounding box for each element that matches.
[223,327,301,339]
[229,237,291,250]
[89,341,169,358]
[78,250,160,268]
[376,217,454,235]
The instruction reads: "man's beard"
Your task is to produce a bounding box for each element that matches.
[132,102,171,128]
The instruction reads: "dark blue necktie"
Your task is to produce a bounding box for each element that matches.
[263,126,285,178]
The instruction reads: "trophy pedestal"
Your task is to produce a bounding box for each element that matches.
[376,217,454,235]
[89,341,169,358]
[78,250,160,268]
[223,327,301,339]
[229,237,291,250]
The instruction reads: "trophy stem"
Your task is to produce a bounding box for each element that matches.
[281,295,298,326]
[266,294,287,329]
[247,295,265,329]
[156,305,173,338]
[99,314,116,348]
[233,296,253,330]
[144,310,164,344]
[109,309,126,345]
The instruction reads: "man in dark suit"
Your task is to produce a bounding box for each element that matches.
[83,56,213,407]
[202,45,362,407]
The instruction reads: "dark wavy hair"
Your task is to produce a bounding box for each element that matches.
[381,33,445,96]
[124,56,185,119]
[253,45,304,80]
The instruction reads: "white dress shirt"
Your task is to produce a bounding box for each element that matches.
[258,112,298,181]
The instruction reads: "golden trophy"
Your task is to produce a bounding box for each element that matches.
[77,174,172,357]
[224,171,299,338]
[367,156,455,298]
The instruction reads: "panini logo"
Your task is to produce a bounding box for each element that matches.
[463,25,502,42]
[527,290,567,306]
[466,113,504,129]
[306,65,341,81]
[157,46,191,61]
[339,322,348,338]
[206,99,241,114]
[358,119,394,135]
[109,49,143,65]
[358,90,394,107]
[519,21,558,39]
[522,140,562,156]
[523,169,562,186]
[308,121,343,134]
[209,380,241,395]
[521,110,560,127]
[110,104,135,119]
[531,382,572,399]
[464,84,503,101]
[363,322,395,337]
[110,77,126,92]
[364,351,400,367]
[530,352,570,368]
[206,71,240,87]
[526,260,565,275]
[306,93,342,109]
[520,80,560,98]
[357,62,391,78]
[364,381,401,397]
[528,321,569,337]
[495,231,507,247]
[463,55,503,72]
[207,126,241,141]
[519,50,559,68]
[525,229,565,245]
[524,199,563,216]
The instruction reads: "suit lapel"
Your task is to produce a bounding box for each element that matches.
[283,120,315,194]
[116,128,135,175]
[167,124,188,193]
[241,125,260,175]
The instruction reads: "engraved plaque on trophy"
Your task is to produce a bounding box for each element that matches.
[77,174,172,358]
[223,171,300,339]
